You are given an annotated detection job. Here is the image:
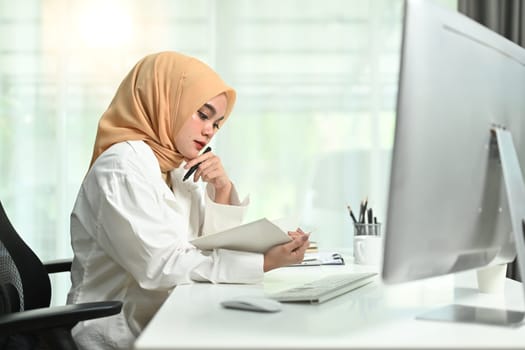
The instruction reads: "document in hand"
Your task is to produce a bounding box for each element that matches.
[190,218,292,253]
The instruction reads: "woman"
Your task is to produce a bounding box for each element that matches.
[67,51,309,350]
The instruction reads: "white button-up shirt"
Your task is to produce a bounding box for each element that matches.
[67,141,263,350]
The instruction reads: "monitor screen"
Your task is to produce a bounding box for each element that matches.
[382,0,525,284]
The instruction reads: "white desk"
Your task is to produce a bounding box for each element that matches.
[134,263,525,349]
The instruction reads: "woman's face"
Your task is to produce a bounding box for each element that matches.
[174,93,228,160]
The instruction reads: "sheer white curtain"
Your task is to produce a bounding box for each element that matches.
[0,0,456,305]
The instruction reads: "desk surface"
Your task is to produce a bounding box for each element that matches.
[134,262,525,349]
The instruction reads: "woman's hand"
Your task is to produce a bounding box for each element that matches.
[287,227,310,240]
[263,229,310,272]
[184,150,232,204]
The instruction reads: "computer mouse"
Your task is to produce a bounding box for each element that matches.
[220,296,282,313]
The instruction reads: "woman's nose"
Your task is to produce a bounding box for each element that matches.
[202,122,214,137]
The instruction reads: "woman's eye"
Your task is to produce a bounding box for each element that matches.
[198,111,220,129]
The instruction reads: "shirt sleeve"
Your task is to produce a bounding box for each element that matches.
[201,183,250,235]
[93,167,263,291]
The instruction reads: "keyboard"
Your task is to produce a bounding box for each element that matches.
[268,272,377,304]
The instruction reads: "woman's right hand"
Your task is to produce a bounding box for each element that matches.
[263,230,310,272]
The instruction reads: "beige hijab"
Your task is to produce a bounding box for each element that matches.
[89,51,236,172]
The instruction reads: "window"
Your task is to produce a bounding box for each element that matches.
[0,0,456,304]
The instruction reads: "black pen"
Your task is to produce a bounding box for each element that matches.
[346,205,358,224]
[362,197,368,223]
[366,208,372,234]
[358,197,368,223]
[183,146,211,181]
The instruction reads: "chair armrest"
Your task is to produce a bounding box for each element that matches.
[0,301,122,334]
[43,259,72,274]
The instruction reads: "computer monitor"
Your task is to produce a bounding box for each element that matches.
[381,0,525,325]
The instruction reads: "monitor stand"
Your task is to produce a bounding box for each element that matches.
[417,127,525,327]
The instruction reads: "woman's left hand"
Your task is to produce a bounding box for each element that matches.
[184,151,232,202]
[287,228,310,241]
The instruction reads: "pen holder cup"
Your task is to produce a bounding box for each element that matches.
[353,223,383,266]
[353,223,382,237]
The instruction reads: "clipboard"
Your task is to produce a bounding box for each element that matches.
[290,251,345,267]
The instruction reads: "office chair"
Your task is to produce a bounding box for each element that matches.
[0,199,123,350]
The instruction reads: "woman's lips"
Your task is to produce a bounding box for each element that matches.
[194,141,205,150]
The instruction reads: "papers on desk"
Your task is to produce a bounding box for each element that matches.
[290,251,345,267]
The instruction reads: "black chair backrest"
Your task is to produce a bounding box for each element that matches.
[0,200,51,314]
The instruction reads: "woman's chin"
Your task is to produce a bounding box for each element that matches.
[183,150,199,160]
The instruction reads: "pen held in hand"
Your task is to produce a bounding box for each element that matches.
[183,146,212,181]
